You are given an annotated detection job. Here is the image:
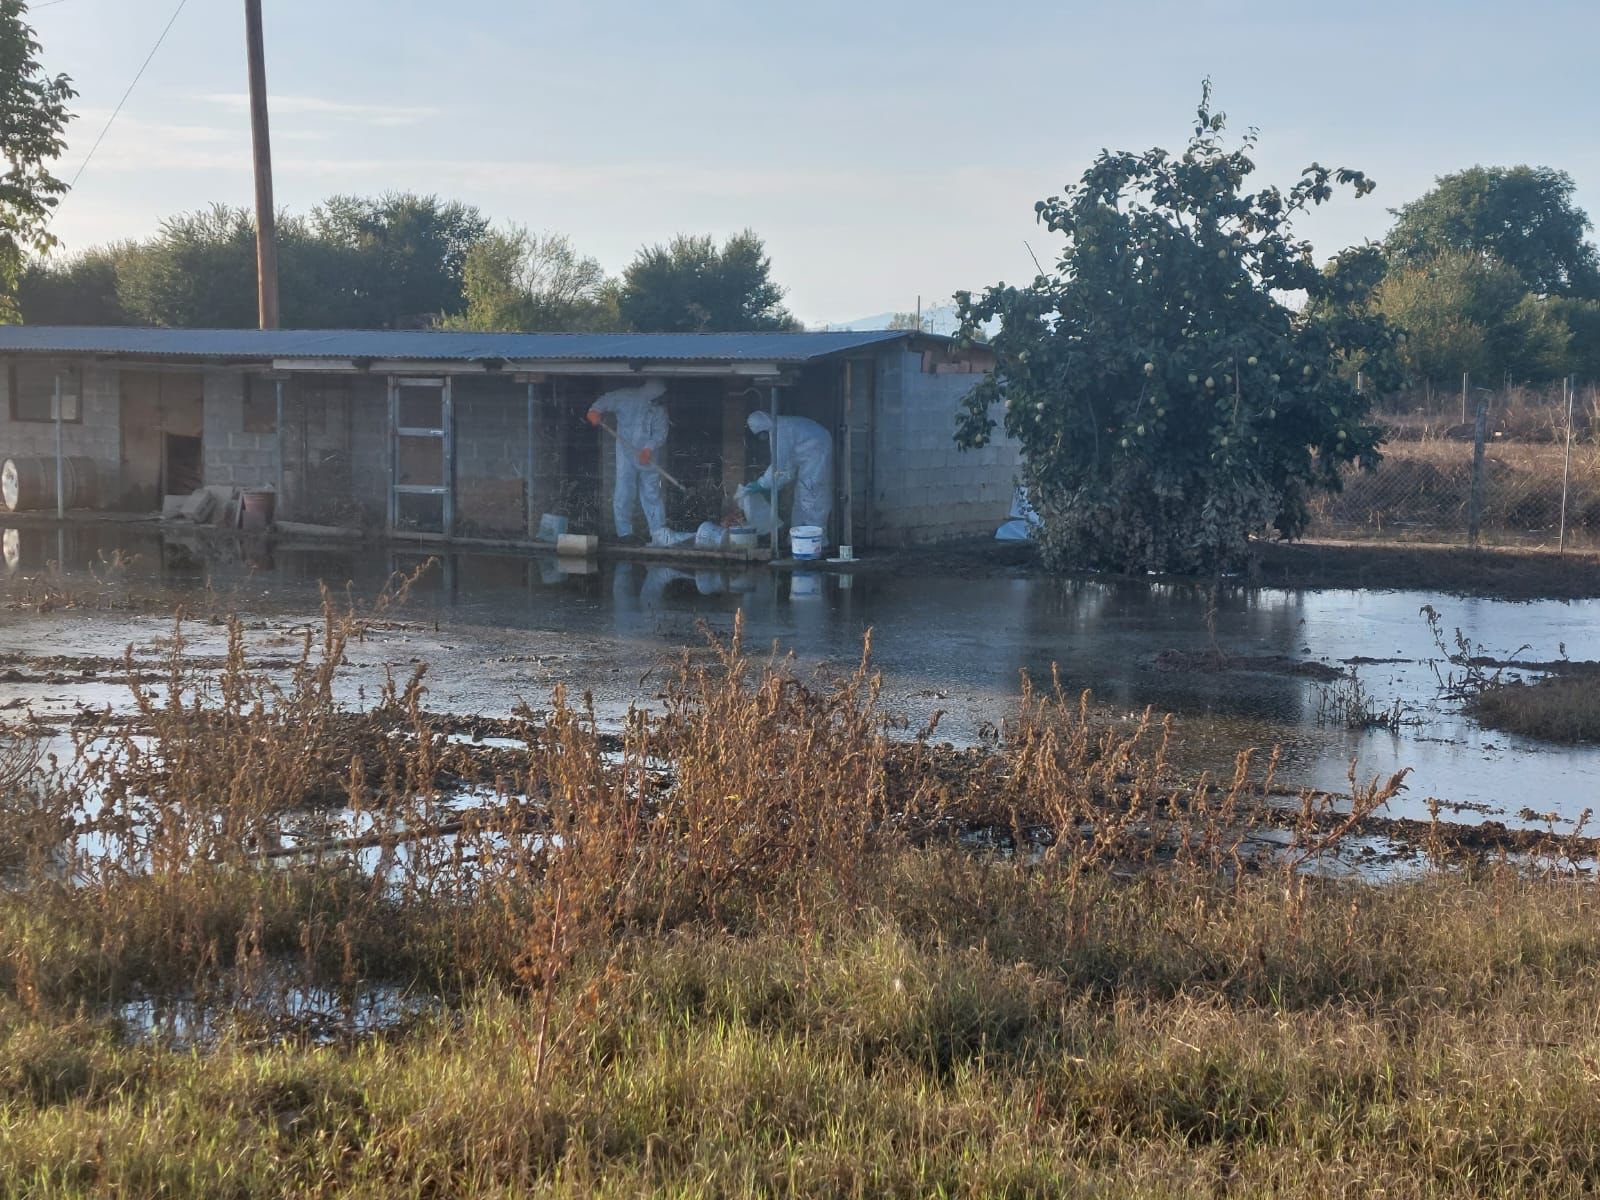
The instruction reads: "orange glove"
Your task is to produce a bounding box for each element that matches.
[585,409,601,427]
[638,447,653,466]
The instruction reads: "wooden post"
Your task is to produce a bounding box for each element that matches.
[1559,376,1575,553]
[244,0,279,330]
[841,360,855,552]
[865,357,878,549]
[274,377,285,515]
[1467,394,1489,548]
[1460,372,1468,426]
[526,380,536,537]
[53,371,64,518]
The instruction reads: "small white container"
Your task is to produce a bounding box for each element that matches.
[695,521,728,550]
[789,525,825,560]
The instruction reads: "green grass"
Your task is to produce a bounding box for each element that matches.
[6,859,1600,1197]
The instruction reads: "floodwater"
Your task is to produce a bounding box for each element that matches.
[2,522,1597,829]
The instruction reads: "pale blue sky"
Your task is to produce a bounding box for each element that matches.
[31,0,1600,326]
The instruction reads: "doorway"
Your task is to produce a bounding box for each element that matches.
[119,371,205,509]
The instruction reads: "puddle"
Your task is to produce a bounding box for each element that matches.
[3,524,1597,827]
[119,979,435,1048]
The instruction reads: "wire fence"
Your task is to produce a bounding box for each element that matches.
[1308,379,1600,551]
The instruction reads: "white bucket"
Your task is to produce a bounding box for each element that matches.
[789,525,825,560]
[694,521,727,550]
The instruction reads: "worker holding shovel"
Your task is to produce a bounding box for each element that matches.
[586,379,672,544]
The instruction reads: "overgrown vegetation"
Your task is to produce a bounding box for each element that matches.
[6,592,1600,1196]
[1467,671,1600,744]
[954,84,1393,573]
[21,197,797,334]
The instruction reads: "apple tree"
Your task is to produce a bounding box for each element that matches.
[953,86,1394,574]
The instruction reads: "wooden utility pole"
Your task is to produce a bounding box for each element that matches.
[244,0,279,329]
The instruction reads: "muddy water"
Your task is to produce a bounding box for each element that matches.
[3,524,1597,828]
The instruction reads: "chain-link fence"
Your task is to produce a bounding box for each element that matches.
[1308,381,1600,551]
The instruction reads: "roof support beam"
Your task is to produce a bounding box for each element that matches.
[270,358,787,378]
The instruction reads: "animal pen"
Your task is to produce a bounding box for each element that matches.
[0,328,1011,557]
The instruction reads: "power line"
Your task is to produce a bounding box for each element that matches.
[60,0,189,200]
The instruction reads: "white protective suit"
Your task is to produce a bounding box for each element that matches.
[740,411,833,537]
[588,380,669,541]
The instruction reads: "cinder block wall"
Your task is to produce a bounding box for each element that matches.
[0,361,122,505]
[202,370,276,489]
[870,351,1020,546]
[272,376,384,527]
[453,377,530,537]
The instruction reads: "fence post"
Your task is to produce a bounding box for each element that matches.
[1558,375,1575,553]
[1467,394,1489,548]
[1460,371,1468,426]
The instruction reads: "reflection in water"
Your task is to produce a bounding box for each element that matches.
[3,523,1598,824]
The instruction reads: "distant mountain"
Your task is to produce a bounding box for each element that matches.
[824,302,962,336]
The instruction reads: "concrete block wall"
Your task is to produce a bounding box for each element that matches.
[272,376,391,527]
[202,370,277,489]
[0,361,122,505]
[346,380,388,526]
[870,351,1020,546]
[453,378,530,536]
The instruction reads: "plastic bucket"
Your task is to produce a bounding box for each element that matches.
[727,526,757,551]
[789,525,824,560]
[694,521,727,550]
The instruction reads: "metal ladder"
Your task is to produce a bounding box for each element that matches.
[387,376,454,537]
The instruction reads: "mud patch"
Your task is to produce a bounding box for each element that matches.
[1152,648,1343,681]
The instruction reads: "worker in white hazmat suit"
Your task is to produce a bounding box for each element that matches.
[737,411,833,540]
[586,379,669,542]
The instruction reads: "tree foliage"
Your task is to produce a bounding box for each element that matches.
[1385,166,1600,299]
[955,86,1392,574]
[619,230,797,332]
[1375,248,1569,385]
[17,241,130,324]
[312,193,488,326]
[0,0,74,321]
[27,194,491,329]
[446,227,619,332]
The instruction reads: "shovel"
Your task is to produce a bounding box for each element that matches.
[587,416,688,493]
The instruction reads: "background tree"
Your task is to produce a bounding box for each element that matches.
[619,230,797,332]
[1547,297,1600,381]
[0,0,74,321]
[1375,248,1569,386]
[447,227,620,332]
[114,205,259,328]
[311,193,489,327]
[955,86,1391,574]
[18,242,132,324]
[1385,166,1600,299]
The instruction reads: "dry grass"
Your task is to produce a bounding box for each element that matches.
[1312,437,1600,545]
[4,593,1600,1197]
[1468,671,1600,744]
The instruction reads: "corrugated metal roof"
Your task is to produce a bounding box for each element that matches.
[0,326,922,364]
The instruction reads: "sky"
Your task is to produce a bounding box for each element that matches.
[28,0,1600,328]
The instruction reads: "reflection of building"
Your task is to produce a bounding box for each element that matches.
[0,328,1014,553]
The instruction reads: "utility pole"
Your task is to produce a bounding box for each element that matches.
[244,0,279,329]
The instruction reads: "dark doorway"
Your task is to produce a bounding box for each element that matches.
[163,433,203,496]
